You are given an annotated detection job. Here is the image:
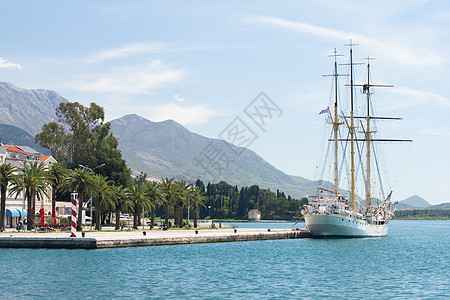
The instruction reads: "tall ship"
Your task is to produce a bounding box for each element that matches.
[302,43,411,237]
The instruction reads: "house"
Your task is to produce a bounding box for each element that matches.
[0,143,56,228]
[248,209,261,221]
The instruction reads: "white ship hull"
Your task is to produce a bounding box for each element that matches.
[305,213,388,237]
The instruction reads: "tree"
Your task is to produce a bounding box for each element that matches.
[35,122,68,163]
[10,162,49,230]
[0,164,18,231]
[46,162,68,225]
[160,177,178,227]
[92,174,113,230]
[36,101,130,186]
[173,180,190,227]
[189,186,207,228]
[110,185,131,230]
[146,181,162,228]
[128,182,149,229]
[59,168,96,231]
[237,187,248,219]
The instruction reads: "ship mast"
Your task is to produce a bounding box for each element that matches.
[333,51,340,196]
[326,49,344,196]
[364,58,373,207]
[359,57,394,207]
[350,45,356,211]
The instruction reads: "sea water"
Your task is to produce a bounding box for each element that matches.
[0,220,448,299]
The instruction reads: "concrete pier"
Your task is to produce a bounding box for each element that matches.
[0,228,311,249]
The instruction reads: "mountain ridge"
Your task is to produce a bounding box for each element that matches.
[0,82,437,204]
[110,114,312,198]
[0,81,67,135]
[398,195,431,209]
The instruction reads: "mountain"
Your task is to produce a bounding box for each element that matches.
[428,202,450,210]
[0,82,67,135]
[0,82,316,198]
[110,114,316,198]
[0,124,50,155]
[398,195,431,209]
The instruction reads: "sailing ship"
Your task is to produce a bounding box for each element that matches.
[302,44,411,237]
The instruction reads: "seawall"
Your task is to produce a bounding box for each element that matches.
[0,228,311,249]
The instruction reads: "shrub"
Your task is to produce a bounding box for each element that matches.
[60,218,70,226]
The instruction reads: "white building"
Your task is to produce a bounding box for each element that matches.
[248,209,261,221]
[0,143,56,228]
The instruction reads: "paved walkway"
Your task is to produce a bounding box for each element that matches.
[0,227,284,240]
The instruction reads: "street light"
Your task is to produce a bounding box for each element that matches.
[79,163,104,230]
[79,163,105,172]
[21,161,27,230]
[178,172,197,227]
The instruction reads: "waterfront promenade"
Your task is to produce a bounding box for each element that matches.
[0,228,311,249]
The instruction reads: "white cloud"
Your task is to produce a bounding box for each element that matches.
[420,127,450,136]
[246,16,355,41]
[0,57,22,70]
[174,94,185,102]
[147,103,218,125]
[385,87,450,110]
[98,4,143,17]
[85,42,213,63]
[244,15,444,67]
[86,42,170,62]
[73,60,185,93]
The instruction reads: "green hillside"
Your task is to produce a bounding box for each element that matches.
[0,123,50,155]
[111,114,318,198]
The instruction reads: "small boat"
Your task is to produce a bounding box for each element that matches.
[302,43,411,237]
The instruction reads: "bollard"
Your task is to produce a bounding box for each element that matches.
[82,232,85,238]
[234,229,237,233]
[143,231,146,236]
[195,230,198,234]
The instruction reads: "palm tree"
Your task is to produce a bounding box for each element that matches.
[92,174,113,230]
[189,186,208,228]
[59,168,96,231]
[173,180,190,227]
[146,181,162,228]
[10,162,49,230]
[160,177,178,228]
[46,162,68,225]
[128,182,148,229]
[0,163,18,231]
[110,185,130,230]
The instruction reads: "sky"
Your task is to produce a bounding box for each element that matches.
[0,0,449,204]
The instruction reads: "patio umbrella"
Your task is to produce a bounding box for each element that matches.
[39,208,45,226]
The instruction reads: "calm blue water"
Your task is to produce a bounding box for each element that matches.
[0,220,448,299]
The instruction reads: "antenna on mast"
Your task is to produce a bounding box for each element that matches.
[322,48,345,196]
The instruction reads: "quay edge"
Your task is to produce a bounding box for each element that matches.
[0,229,311,249]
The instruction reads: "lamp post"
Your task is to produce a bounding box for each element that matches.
[178,172,196,227]
[79,163,104,230]
[21,161,27,229]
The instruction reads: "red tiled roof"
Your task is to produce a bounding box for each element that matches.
[2,144,38,156]
[39,155,52,161]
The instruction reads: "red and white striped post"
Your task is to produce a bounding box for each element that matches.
[70,192,78,237]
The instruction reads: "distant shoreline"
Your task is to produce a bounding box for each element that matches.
[211,219,303,223]
[393,217,449,220]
